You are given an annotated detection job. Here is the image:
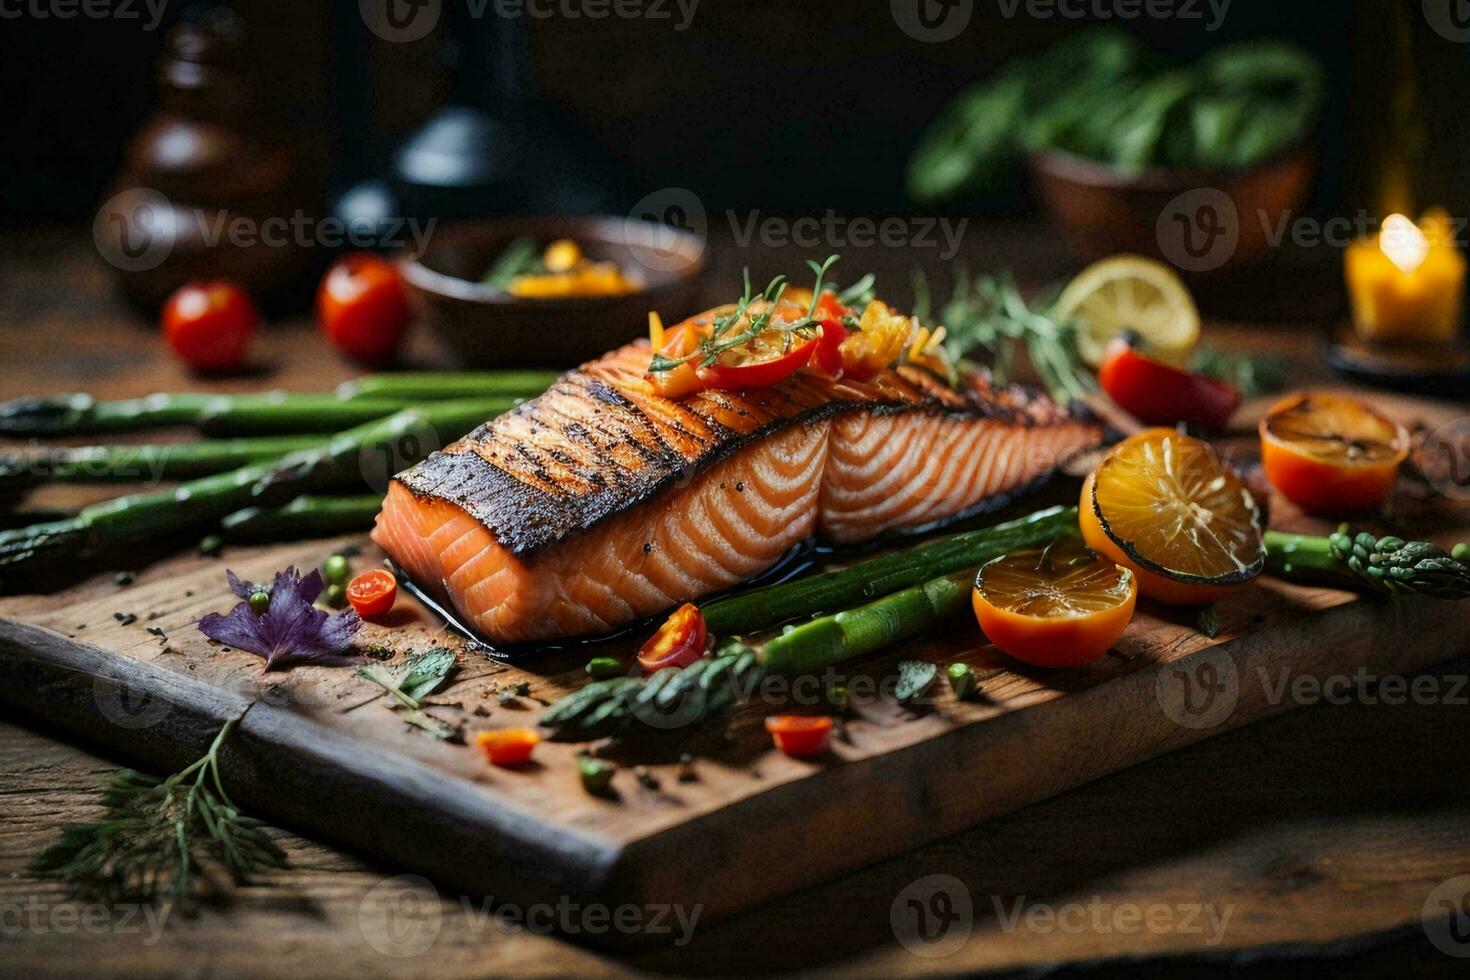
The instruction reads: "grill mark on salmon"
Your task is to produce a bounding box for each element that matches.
[375,340,1105,643]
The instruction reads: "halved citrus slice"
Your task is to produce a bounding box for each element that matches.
[972,540,1137,667]
[1260,392,1408,515]
[1054,255,1200,367]
[1081,428,1264,605]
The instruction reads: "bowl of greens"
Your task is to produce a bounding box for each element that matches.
[907,30,1325,274]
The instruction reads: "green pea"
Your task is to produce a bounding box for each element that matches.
[324,583,347,609]
[248,590,271,615]
[323,554,351,586]
[585,657,624,679]
[947,662,978,701]
[578,754,615,795]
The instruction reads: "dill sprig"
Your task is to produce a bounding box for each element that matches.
[30,718,287,910]
[649,255,843,373]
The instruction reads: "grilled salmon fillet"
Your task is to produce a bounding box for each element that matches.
[373,342,1104,643]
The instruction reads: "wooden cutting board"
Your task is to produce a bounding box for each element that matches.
[3,392,1467,943]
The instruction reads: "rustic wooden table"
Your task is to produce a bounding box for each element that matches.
[1,224,1468,978]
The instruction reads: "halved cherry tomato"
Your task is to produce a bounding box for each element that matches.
[317,253,411,364]
[696,330,818,389]
[475,727,539,767]
[637,602,708,674]
[764,715,833,757]
[162,279,257,373]
[1097,336,1241,430]
[346,569,398,621]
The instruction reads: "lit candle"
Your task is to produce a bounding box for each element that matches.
[1346,210,1466,344]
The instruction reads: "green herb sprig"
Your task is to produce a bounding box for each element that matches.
[649,255,842,373]
[930,268,1094,403]
[31,718,287,909]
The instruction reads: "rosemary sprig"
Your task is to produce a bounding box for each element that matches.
[31,718,287,909]
[929,267,1094,403]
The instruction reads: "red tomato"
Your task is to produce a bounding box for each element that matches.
[475,727,539,767]
[346,569,398,621]
[696,331,817,389]
[812,319,847,376]
[637,603,708,674]
[1097,337,1241,430]
[317,253,411,364]
[162,279,257,372]
[764,715,833,757]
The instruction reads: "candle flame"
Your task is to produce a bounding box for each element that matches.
[1380,213,1429,274]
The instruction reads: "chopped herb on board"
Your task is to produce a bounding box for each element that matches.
[1196,606,1221,639]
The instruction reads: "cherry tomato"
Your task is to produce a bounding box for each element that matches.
[475,727,539,767]
[764,715,833,757]
[696,331,817,389]
[162,279,257,373]
[317,253,410,364]
[346,569,398,621]
[1097,337,1241,430]
[637,603,708,674]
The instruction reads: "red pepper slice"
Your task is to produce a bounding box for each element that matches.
[696,331,818,390]
[1098,337,1241,430]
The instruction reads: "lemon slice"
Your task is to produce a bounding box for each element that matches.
[1054,255,1200,367]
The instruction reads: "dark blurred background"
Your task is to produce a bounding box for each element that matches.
[2,0,1467,221]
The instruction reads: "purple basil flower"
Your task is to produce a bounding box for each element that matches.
[199,566,361,670]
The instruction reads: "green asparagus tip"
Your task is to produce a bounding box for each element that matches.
[0,394,91,436]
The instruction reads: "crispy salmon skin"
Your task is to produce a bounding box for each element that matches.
[373,341,1103,643]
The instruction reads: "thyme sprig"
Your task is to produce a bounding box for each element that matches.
[648,255,843,373]
[31,718,288,909]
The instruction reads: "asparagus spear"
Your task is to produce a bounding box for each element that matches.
[1264,527,1470,599]
[0,399,505,587]
[543,510,1080,740]
[0,382,539,437]
[702,505,1079,634]
[335,371,559,403]
[221,494,382,542]
[543,520,1470,741]
[0,436,325,492]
